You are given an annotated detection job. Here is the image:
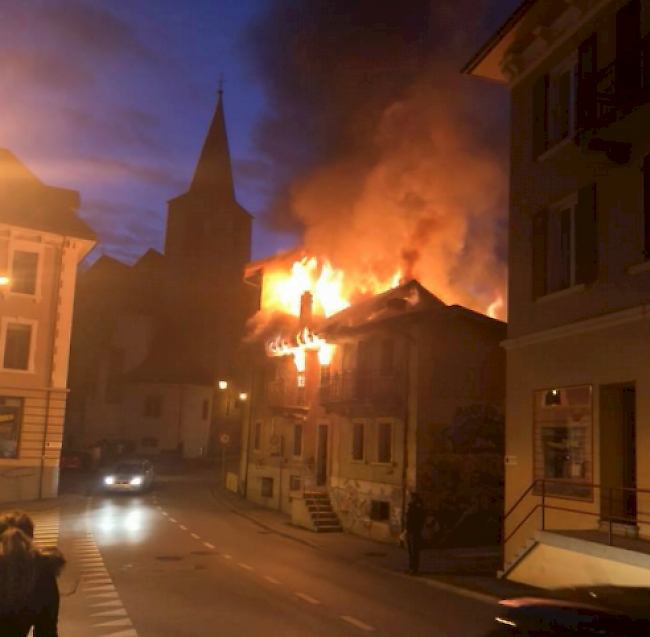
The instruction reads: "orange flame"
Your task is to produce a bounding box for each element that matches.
[487,294,504,319]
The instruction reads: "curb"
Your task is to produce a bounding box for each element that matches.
[209,488,499,605]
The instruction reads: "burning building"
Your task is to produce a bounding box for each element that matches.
[239,253,506,542]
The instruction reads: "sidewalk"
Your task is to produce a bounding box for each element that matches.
[209,486,541,604]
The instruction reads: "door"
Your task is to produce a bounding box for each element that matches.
[316,424,328,487]
[600,384,637,525]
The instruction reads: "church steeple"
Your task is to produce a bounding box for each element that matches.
[190,85,235,200]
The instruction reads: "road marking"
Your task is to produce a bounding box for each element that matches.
[223,554,232,559]
[83,585,115,593]
[264,576,281,585]
[162,512,168,516]
[341,616,376,632]
[238,563,254,571]
[169,517,177,522]
[93,618,133,628]
[295,593,321,605]
[90,600,123,608]
[86,592,120,599]
[157,506,162,510]
[91,608,128,617]
[179,525,187,531]
[191,533,200,539]
[203,542,215,549]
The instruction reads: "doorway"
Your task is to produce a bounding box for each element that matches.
[316,424,329,487]
[599,383,637,526]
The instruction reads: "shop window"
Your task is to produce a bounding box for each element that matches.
[0,397,22,459]
[261,477,274,498]
[534,385,593,499]
[370,500,390,521]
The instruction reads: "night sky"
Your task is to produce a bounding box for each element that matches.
[0,0,521,270]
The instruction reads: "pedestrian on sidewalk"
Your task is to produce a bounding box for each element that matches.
[404,492,426,575]
[0,510,65,637]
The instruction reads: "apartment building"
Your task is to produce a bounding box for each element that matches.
[465,0,650,587]
[0,149,96,500]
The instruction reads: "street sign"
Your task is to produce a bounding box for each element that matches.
[220,434,230,445]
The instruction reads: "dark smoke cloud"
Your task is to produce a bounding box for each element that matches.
[245,0,519,316]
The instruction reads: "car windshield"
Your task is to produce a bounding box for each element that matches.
[113,463,143,474]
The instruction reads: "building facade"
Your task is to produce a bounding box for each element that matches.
[67,90,256,459]
[0,149,96,500]
[240,273,506,541]
[465,0,650,586]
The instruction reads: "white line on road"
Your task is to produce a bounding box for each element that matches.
[169,518,177,523]
[191,533,200,539]
[179,525,187,531]
[264,576,281,585]
[223,554,232,559]
[238,563,254,571]
[203,542,214,549]
[162,512,168,516]
[341,616,376,632]
[295,593,321,605]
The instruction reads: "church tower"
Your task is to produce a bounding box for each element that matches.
[164,88,255,383]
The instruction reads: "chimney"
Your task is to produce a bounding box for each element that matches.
[300,291,313,329]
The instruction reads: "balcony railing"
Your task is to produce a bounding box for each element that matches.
[577,32,650,134]
[319,369,404,408]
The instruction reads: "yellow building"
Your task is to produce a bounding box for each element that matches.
[465,0,650,587]
[0,149,96,500]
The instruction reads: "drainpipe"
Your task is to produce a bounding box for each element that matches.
[400,328,413,531]
[39,237,67,499]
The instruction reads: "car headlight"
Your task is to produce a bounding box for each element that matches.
[104,476,115,485]
[130,476,143,486]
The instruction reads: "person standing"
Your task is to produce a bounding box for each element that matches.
[404,492,426,575]
[0,510,65,636]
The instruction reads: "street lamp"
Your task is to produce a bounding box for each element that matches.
[218,380,228,390]
[0,275,10,287]
[239,392,248,401]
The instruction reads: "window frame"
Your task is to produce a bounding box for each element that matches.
[376,421,394,465]
[547,53,579,149]
[0,318,37,373]
[351,421,365,462]
[546,193,579,295]
[7,242,44,300]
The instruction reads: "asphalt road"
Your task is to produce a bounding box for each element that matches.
[58,474,497,637]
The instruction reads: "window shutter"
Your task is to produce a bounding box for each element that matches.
[575,183,599,285]
[532,209,548,299]
[532,74,549,159]
[577,33,598,130]
[643,156,650,259]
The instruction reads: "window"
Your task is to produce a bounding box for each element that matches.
[532,184,598,299]
[293,424,303,456]
[370,500,390,521]
[377,422,392,463]
[254,422,261,451]
[0,397,22,459]
[379,338,395,376]
[261,477,274,498]
[202,399,210,420]
[534,385,593,500]
[3,323,32,371]
[10,251,38,295]
[548,57,578,147]
[289,475,301,492]
[105,348,125,404]
[143,395,162,418]
[352,422,364,461]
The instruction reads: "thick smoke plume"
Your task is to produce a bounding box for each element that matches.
[245,0,515,317]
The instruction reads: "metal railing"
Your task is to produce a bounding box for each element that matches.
[319,369,404,407]
[504,478,650,549]
[267,379,307,408]
[578,31,650,132]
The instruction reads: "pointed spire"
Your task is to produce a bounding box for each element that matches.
[190,82,235,200]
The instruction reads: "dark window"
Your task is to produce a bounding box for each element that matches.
[144,395,162,418]
[577,33,598,130]
[105,349,125,404]
[532,74,549,159]
[377,422,392,463]
[379,339,395,376]
[3,323,31,370]
[532,209,548,299]
[11,252,38,295]
[0,397,22,459]
[254,422,261,451]
[289,475,301,491]
[261,477,273,498]
[202,399,210,420]
[352,422,364,460]
[293,424,303,456]
[370,500,390,521]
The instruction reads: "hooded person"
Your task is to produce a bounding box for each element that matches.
[404,492,426,574]
[0,510,65,637]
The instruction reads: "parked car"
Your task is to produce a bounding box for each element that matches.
[486,586,650,636]
[102,459,155,493]
[60,450,92,471]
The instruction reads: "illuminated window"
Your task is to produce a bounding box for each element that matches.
[297,373,306,388]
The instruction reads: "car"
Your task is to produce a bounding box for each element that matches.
[60,450,92,471]
[486,586,650,636]
[102,459,155,493]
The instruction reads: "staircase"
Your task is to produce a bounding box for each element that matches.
[303,491,342,533]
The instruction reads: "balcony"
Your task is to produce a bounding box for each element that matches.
[575,33,650,158]
[319,370,404,415]
[267,378,308,412]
